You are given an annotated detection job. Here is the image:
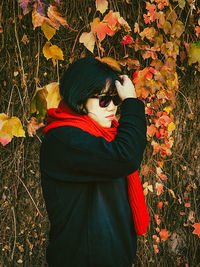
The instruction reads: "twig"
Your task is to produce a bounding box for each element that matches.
[6,85,14,116]
[10,206,16,261]
[13,0,28,100]
[177,90,193,114]
[16,175,43,217]
[72,25,86,53]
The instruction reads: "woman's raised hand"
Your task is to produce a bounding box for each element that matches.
[115,75,136,101]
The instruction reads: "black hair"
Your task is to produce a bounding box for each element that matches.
[59,56,121,115]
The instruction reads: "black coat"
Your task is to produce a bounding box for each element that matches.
[40,98,147,267]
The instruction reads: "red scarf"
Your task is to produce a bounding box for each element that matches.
[43,100,149,235]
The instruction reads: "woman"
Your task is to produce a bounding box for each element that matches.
[40,57,149,267]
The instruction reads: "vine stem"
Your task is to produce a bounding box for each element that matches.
[72,26,86,53]
[10,206,16,261]
[177,90,193,114]
[16,175,43,218]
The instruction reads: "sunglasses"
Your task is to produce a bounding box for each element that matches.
[92,93,122,108]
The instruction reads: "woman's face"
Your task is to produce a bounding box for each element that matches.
[86,95,118,127]
[85,79,118,127]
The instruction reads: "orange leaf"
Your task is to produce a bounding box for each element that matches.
[154,214,161,225]
[192,223,200,238]
[159,229,170,241]
[147,124,157,137]
[185,203,191,208]
[96,0,108,14]
[153,244,159,254]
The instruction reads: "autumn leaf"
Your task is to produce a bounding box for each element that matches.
[45,82,61,109]
[153,244,159,254]
[188,42,200,65]
[31,82,61,122]
[91,18,110,42]
[0,114,25,146]
[27,117,44,137]
[155,182,164,195]
[158,201,163,209]
[147,124,157,137]
[177,0,186,9]
[171,20,184,38]
[96,0,108,14]
[41,23,56,41]
[43,41,64,65]
[79,32,96,53]
[140,27,157,42]
[30,88,47,122]
[141,164,150,176]
[192,223,200,238]
[121,35,133,45]
[154,214,161,225]
[159,229,170,241]
[17,0,30,15]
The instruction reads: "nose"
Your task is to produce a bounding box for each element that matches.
[106,100,116,111]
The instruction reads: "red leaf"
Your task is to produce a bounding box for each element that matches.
[192,223,200,238]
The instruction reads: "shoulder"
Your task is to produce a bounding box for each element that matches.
[43,126,105,147]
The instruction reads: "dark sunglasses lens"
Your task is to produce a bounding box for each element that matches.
[99,96,111,107]
[113,95,121,106]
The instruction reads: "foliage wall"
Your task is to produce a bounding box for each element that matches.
[0,0,200,266]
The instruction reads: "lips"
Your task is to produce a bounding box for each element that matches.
[105,114,115,119]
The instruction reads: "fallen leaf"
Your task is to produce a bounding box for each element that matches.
[158,202,163,209]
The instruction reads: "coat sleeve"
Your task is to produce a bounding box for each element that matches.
[40,98,147,182]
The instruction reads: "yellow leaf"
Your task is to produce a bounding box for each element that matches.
[41,23,56,41]
[143,188,148,196]
[147,185,153,192]
[0,114,25,146]
[43,41,64,66]
[45,82,61,109]
[163,105,173,114]
[79,32,95,53]
[188,43,200,65]
[96,0,108,14]
[168,122,176,132]
[143,182,149,188]
[96,57,121,72]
